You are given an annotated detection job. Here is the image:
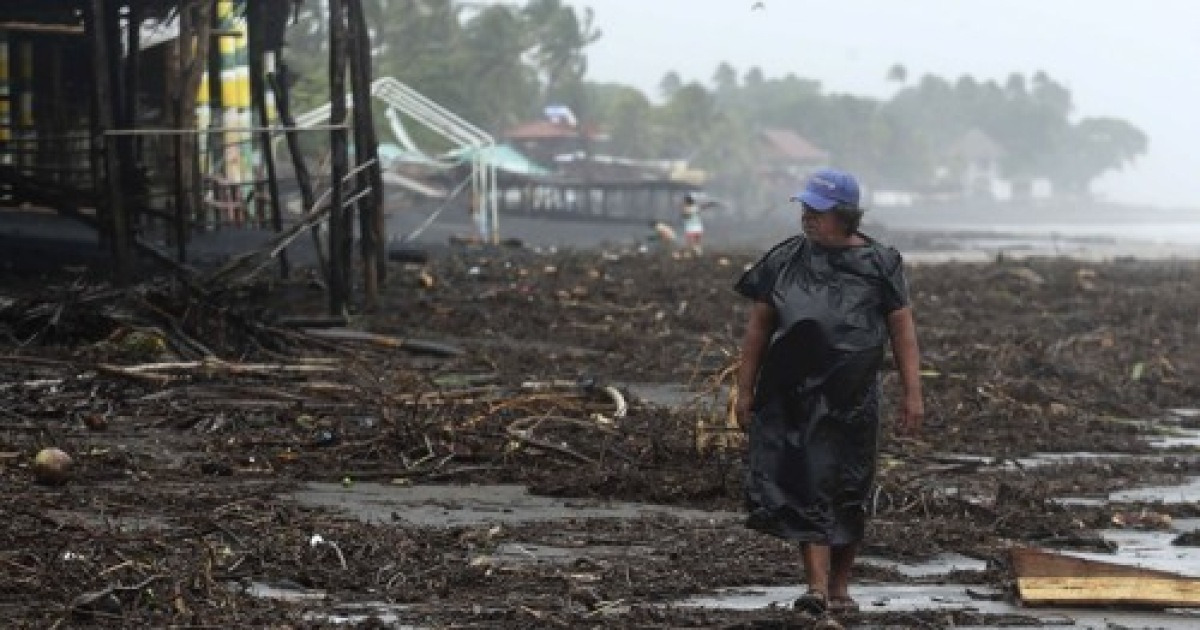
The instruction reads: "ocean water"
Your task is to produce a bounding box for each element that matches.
[868,202,1200,245]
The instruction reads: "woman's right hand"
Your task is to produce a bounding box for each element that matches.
[735,302,775,433]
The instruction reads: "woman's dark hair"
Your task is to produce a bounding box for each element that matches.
[830,204,864,235]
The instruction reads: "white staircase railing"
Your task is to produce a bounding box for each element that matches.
[288,77,499,242]
[370,77,497,243]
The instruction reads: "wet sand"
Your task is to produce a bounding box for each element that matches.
[3,205,1200,628]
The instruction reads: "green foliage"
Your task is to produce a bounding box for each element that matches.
[278,2,1145,205]
[281,0,594,151]
[585,83,653,157]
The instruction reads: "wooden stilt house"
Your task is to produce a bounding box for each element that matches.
[0,0,385,313]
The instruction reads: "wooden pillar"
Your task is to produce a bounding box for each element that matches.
[178,0,215,257]
[327,0,350,314]
[347,0,385,307]
[123,3,144,233]
[247,1,288,279]
[269,65,327,282]
[48,41,66,182]
[87,0,131,280]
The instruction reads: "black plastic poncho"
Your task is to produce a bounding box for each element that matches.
[735,234,910,545]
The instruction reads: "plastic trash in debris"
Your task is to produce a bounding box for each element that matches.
[310,533,349,569]
[313,430,338,447]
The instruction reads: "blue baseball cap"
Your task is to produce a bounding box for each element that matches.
[791,168,861,211]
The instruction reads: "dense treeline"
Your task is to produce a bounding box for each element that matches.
[284,0,1146,207]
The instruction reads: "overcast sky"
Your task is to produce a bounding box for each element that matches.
[560,0,1199,210]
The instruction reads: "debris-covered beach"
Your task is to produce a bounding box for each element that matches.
[4,220,1200,628]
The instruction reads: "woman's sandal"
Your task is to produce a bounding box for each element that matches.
[812,617,845,630]
[793,589,829,615]
[829,595,860,614]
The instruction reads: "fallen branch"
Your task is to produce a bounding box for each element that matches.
[69,575,166,617]
[301,328,464,357]
[506,425,597,465]
[95,364,172,386]
[204,159,378,289]
[101,358,343,376]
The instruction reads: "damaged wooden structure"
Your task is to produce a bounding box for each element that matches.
[0,0,385,313]
[1011,546,1200,608]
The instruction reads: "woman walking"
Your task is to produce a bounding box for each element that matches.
[733,168,924,628]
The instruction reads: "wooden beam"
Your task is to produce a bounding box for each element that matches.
[1011,546,1200,608]
[269,66,328,282]
[0,22,85,35]
[86,0,131,281]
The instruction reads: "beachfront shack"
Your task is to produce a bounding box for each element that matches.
[498,118,701,222]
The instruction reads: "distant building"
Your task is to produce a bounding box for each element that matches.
[939,128,1054,202]
[942,128,1007,200]
[757,128,829,198]
[502,119,608,169]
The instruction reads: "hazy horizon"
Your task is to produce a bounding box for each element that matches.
[559,0,1200,211]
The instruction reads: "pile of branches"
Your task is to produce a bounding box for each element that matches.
[0,275,307,359]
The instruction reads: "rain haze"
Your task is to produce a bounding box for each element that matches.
[565,0,1200,212]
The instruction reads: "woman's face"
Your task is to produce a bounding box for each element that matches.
[801,207,845,244]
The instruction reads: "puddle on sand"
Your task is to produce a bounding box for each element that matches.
[1110,476,1200,504]
[678,584,1200,629]
[620,382,704,408]
[859,552,987,578]
[1147,427,1200,449]
[242,584,421,628]
[303,603,418,628]
[1068,528,1200,577]
[1144,411,1200,449]
[1008,451,1134,469]
[478,542,657,568]
[289,482,738,527]
[1172,517,1200,532]
[679,584,1010,613]
[678,509,1200,629]
[243,581,327,602]
[943,412,1200,472]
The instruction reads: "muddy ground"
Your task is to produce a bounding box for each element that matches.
[3,239,1200,629]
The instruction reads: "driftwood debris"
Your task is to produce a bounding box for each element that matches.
[302,328,464,357]
[201,159,378,291]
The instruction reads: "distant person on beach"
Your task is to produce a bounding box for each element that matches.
[732,168,924,628]
[681,194,704,254]
[648,220,678,251]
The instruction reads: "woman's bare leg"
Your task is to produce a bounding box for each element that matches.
[801,543,831,595]
[829,543,858,600]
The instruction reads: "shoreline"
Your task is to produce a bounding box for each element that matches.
[3,206,1200,273]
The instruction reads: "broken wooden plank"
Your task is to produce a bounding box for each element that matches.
[301,328,464,357]
[1011,546,1200,608]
